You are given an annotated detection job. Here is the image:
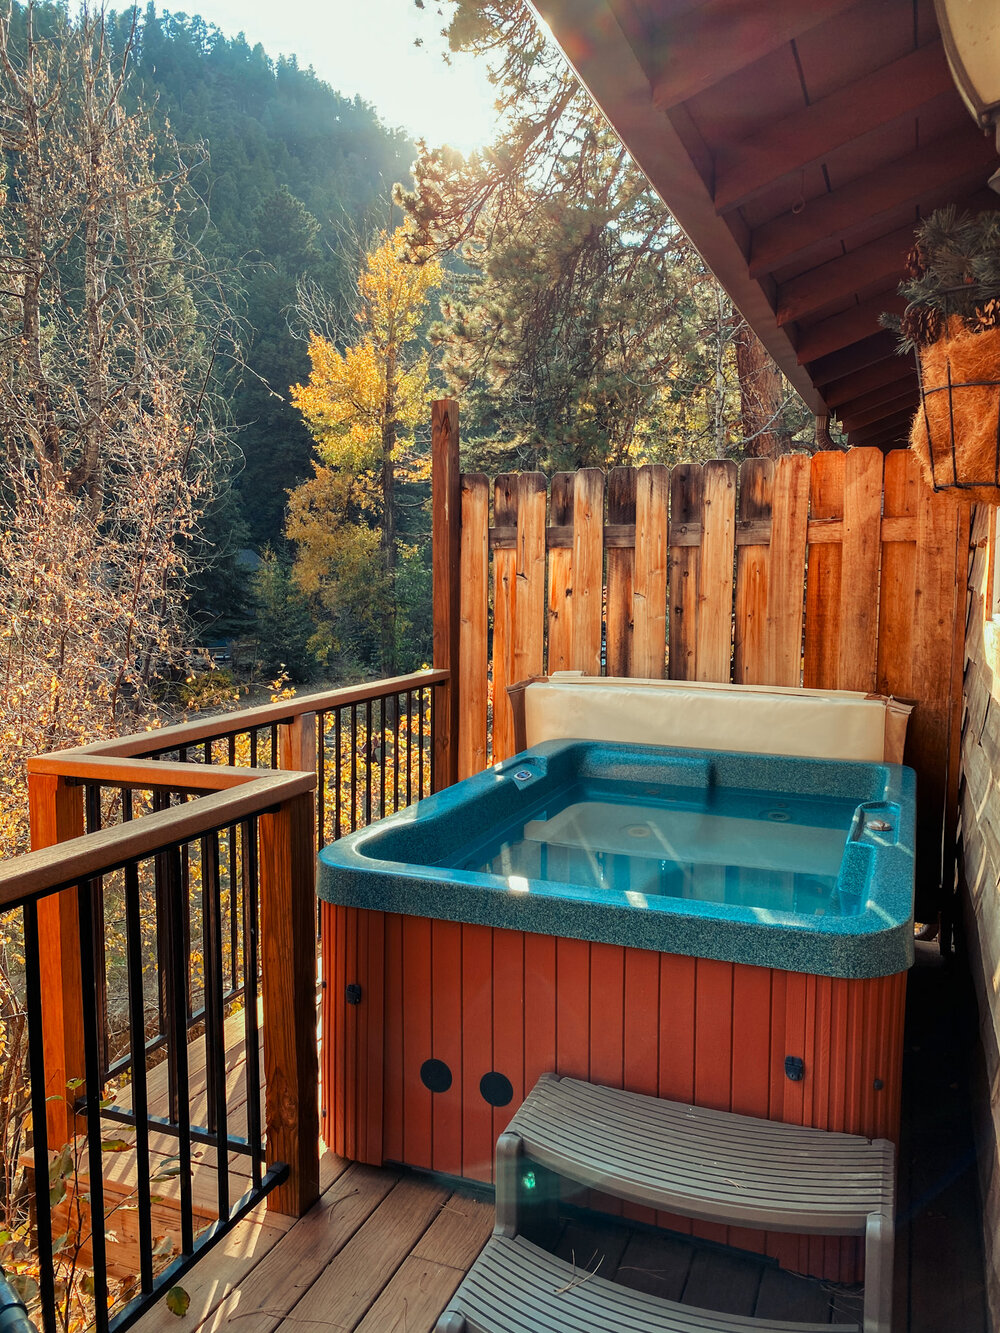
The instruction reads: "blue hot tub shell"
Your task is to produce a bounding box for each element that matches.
[318,739,915,980]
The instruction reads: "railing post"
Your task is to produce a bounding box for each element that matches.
[27,771,86,1144]
[432,399,461,792]
[258,790,320,1216]
[278,712,317,777]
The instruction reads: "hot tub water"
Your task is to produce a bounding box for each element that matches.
[452,780,861,917]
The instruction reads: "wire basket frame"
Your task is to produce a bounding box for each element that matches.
[914,336,1000,494]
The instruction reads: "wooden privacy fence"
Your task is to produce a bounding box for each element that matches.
[431,406,969,921]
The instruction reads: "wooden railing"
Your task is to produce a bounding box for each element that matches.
[11,668,449,1332]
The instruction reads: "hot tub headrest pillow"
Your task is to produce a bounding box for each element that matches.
[512,673,912,765]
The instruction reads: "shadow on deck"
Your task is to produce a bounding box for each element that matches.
[124,941,985,1333]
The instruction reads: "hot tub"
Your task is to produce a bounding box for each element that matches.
[317,739,915,1280]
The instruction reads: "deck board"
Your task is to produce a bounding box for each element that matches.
[122,941,986,1333]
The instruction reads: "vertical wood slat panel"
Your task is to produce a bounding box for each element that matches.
[632,464,669,678]
[382,912,404,1165]
[734,458,773,685]
[431,920,463,1175]
[512,474,547,693]
[458,474,489,779]
[669,464,704,680]
[462,924,494,1183]
[492,929,525,1146]
[837,448,885,692]
[876,450,919,700]
[606,467,637,676]
[491,476,519,762]
[765,454,811,685]
[547,473,574,673]
[803,451,845,690]
[695,460,737,682]
[401,915,433,1169]
[572,469,605,674]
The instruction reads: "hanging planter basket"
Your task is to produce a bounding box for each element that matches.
[911,312,1000,504]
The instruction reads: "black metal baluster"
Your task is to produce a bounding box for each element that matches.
[406,689,413,807]
[228,823,239,1000]
[270,724,278,770]
[77,877,111,1333]
[350,705,358,833]
[365,698,373,826]
[228,734,236,768]
[378,697,385,819]
[419,687,427,795]
[203,739,212,767]
[393,693,401,813]
[84,784,110,1080]
[429,686,437,794]
[163,846,195,1254]
[22,899,56,1333]
[202,832,229,1218]
[335,708,343,841]
[124,861,155,1294]
[250,727,259,770]
[316,711,326,844]
[241,818,263,1190]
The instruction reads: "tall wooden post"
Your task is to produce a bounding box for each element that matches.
[27,771,86,1144]
[431,399,462,792]
[259,791,320,1216]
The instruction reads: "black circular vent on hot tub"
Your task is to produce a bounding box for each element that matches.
[480,1071,513,1107]
[420,1059,452,1093]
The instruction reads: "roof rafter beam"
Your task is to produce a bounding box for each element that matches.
[795,293,905,364]
[647,0,861,110]
[714,42,952,214]
[848,408,915,445]
[749,128,997,277]
[776,225,915,326]
[822,354,915,407]
[838,388,919,433]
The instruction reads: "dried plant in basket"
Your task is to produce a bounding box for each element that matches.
[881,208,1000,502]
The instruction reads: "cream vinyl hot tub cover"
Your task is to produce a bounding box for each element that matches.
[509,673,913,765]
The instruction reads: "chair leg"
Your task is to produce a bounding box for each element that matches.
[862,1209,894,1333]
[494,1131,523,1238]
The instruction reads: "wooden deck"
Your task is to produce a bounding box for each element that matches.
[121,941,986,1333]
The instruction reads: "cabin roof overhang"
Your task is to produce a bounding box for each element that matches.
[530,0,1000,444]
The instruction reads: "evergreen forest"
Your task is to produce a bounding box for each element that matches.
[0,0,825,851]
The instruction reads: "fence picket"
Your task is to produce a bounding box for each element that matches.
[513,473,548,690]
[876,451,919,701]
[547,473,574,673]
[633,465,669,678]
[491,475,518,761]
[696,460,738,683]
[837,448,884,693]
[606,467,637,676]
[669,464,703,680]
[572,469,605,674]
[734,458,773,684]
[458,474,489,779]
[803,452,844,690]
[765,454,810,685]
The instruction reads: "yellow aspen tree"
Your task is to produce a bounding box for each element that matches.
[288,228,443,672]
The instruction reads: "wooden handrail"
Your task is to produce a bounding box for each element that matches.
[35,668,449,763]
[1,771,312,910]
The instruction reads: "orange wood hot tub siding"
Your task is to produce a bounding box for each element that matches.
[321,904,906,1282]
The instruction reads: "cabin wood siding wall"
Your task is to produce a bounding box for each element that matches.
[459,448,968,920]
[960,504,1000,1324]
